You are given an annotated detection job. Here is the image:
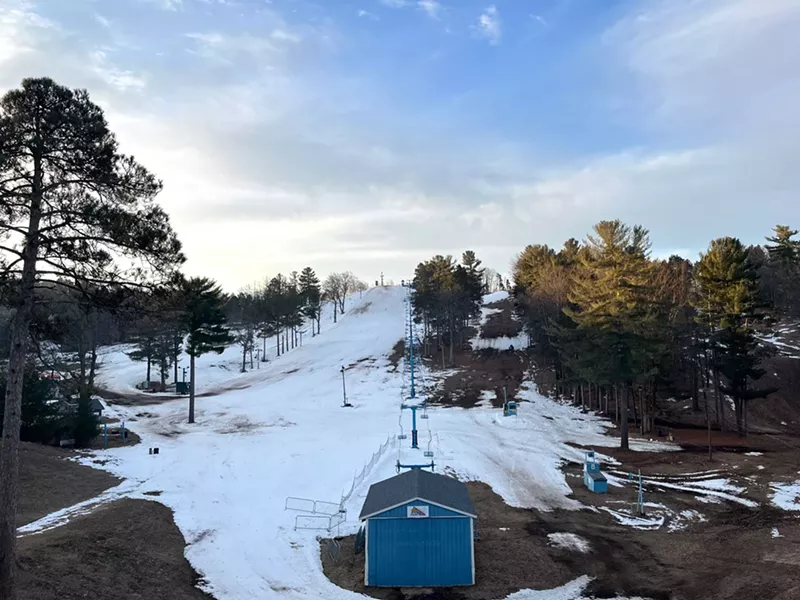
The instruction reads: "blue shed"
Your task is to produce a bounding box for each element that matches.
[359,469,476,588]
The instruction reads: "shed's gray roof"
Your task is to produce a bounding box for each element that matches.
[359,469,476,520]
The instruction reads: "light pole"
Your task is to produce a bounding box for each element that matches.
[341,366,352,407]
[182,367,188,383]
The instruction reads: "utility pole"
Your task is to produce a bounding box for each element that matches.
[380,272,384,286]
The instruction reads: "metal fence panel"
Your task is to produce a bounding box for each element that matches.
[285,497,316,512]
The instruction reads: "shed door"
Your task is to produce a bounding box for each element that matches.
[368,517,472,587]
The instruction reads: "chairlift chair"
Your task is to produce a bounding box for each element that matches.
[424,430,434,458]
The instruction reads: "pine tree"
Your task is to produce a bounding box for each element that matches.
[0,77,184,597]
[299,267,322,335]
[764,225,800,317]
[564,221,658,450]
[694,237,774,435]
[0,368,61,445]
[182,278,233,423]
[766,225,800,265]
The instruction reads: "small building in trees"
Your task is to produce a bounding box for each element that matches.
[359,469,476,588]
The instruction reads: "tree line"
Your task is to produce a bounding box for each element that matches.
[512,220,800,450]
[410,250,486,366]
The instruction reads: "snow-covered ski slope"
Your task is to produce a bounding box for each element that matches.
[58,286,669,599]
[95,290,372,397]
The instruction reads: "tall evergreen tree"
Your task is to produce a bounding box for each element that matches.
[694,237,774,435]
[182,278,233,423]
[564,221,658,450]
[763,225,800,317]
[0,77,183,596]
[299,267,322,336]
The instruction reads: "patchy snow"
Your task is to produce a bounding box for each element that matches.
[772,528,783,538]
[478,389,497,407]
[548,533,591,553]
[484,291,510,304]
[745,452,764,457]
[605,471,755,507]
[32,286,677,599]
[506,576,648,600]
[96,292,369,398]
[668,510,707,532]
[600,507,665,530]
[770,481,800,511]
[471,333,530,351]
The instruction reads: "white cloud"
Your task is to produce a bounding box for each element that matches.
[357,9,379,20]
[185,29,302,65]
[94,14,112,29]
[0,0,58,67]
[605,0,800,133]
[418,0,442,20]
[89,51,147,92]
[530,14,547,27]
[379,0,409,7]
[476,5,501,45]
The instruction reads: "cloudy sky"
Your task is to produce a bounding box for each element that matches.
[1,0,798,290]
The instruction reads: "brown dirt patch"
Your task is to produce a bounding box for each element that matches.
[429,350,527,409]
[389,340,405,372]
[17,442,121,526]
[479,300,522,340]
[18,498,212,600]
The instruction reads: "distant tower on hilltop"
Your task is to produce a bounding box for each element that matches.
[380,272,384,286]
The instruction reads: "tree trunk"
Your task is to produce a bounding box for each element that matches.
[620,384,630,450]
[146,354,151,384]
[188,354,196,424]
[703,383,713,461]
[0,160,43,599]
[262,335,267,360]
[448,312,454,367]
[713,366,724,431]
[173,337,179,383]
[89,328,99,394]
[241,344,247,373]
[691,359,699,412]
[735,397,744,436]
[333,301,338,324]
[743,399,748,437]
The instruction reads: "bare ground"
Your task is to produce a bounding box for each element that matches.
[18,499,212,600]
[17,442,121,526]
